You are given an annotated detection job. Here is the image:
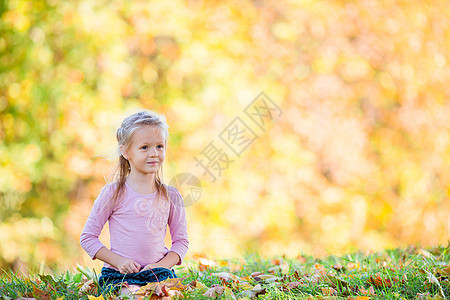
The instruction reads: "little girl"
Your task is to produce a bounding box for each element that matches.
[80,110,189,295]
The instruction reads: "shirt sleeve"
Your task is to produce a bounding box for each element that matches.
[80,184,115,260]
[167,187,189,265]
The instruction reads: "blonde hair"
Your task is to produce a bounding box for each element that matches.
[110,110,169,205]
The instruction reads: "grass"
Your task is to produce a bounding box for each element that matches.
[0,245,448,299]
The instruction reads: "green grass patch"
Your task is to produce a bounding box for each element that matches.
[0,245,448,299]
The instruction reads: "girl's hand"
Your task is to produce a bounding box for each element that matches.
[117,258,141,274]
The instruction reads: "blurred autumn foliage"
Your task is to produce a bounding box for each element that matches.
[0,0,449,271]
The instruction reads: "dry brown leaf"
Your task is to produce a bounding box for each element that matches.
[135,276,187,297]
[211,272,240,281]
[284,281,302,290]
[255,274,278,280]
[360,285,376,296]
[368,273,392,287]
[79,278,98,295]
[161,276,188,290]
[324,274,350,288]
[187,279,208,292]
[22,286,51,300]
[238,284,265,299]
[321,287,337,296]
[203,284,225,298]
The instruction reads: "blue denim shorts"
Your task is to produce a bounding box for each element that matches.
[99,267,177,294]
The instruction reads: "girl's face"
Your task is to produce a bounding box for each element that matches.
[123,125,166,177]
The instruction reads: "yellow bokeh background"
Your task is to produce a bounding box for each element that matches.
[0,0,449,273]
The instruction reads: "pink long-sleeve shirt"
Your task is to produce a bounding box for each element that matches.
[80,182,189,270]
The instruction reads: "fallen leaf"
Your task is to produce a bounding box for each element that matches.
[23,286,51,300]
[188,279,208,291]
[203,284,225,298]
[237,281,253,290]
[79,278,98,295]
[37,274,56,285]
[281,281,302,291]
[250,271,263,277]
[211,272,240,281]
[87,295,105,300]
[136,282,169,297]
[324,274,350,288]
[359,285,376,296]
[255,274,278,280]
[135,276,188,297]
[161,276,188,290]
[252,273,279,284]
[321,287,337,296]
[368,273,392,288]
[238,284,265,299]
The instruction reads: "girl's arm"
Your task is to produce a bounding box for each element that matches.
[80,186,114,260]
[166,187,189,263]
[95,247,141,274]
[81,185,140,274]
[141,251,180,270]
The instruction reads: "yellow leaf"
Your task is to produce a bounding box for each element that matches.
[196,280,208,291]
[321,287,337,296]
[32,286,50,300]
